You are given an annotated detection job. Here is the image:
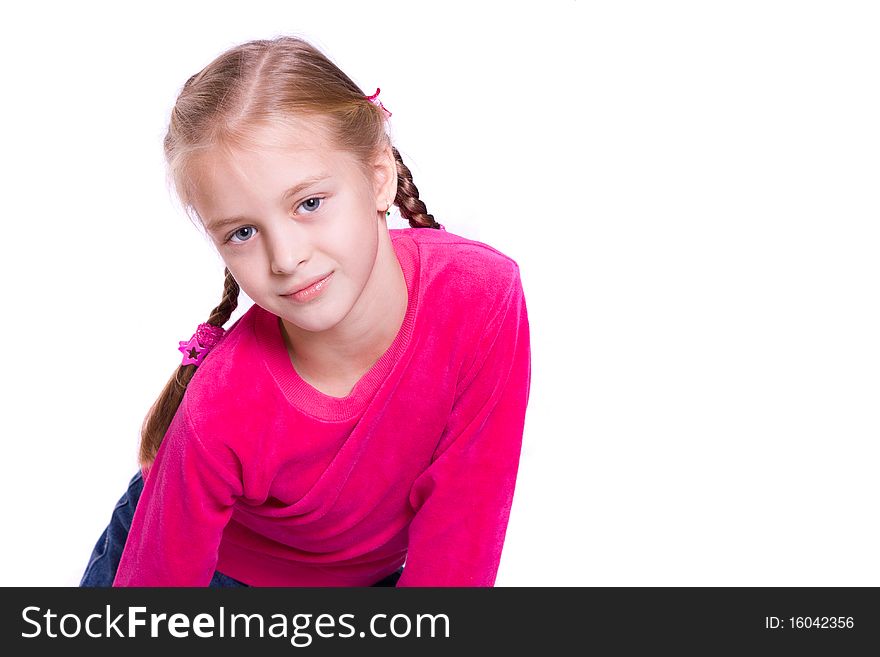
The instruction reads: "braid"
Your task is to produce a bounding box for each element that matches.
[206,267,241,328]
[391,146,443,229]
[138,268,241,471]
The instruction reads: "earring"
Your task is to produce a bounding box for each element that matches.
[385,199,392,217]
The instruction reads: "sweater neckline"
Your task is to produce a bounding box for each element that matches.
[254,232,420,422]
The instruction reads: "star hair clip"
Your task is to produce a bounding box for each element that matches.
[178,322,226,367]
[366,87,392,119]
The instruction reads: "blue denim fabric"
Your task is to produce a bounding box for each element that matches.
[80,471,404,587]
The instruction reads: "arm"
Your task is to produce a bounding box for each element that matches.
[113,398,242,586]
[398,267,532,586]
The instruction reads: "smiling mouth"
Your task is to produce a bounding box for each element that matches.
[284,272,332,296]
[284,272,334,300]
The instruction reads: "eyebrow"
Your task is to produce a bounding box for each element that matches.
[206,173,332,232]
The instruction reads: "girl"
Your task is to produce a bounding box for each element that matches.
[80,34,531,587]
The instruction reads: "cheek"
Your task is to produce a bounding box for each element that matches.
[329,223,373,264]
[223,264,260,294]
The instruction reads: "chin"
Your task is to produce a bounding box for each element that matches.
[278,302,347,333]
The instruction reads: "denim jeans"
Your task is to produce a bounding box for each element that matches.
[80,471,404,587]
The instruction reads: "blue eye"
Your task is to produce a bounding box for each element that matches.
[299,196,323,213]
[226,226,255,244]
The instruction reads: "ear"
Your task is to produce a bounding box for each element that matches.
[371,145,397,213]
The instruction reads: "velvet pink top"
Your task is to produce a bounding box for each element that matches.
[113,227,531,587]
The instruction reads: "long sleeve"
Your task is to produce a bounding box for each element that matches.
[113,398,243,586]
[397,267,532,587]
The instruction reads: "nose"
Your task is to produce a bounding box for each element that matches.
[267,225,310,275]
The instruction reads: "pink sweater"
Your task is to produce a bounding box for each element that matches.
[113,227,531,587]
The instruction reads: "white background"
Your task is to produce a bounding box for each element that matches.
[1,0,877,586]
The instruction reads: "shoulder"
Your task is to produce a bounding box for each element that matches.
[181,304,271,430]
[392,227,522,312]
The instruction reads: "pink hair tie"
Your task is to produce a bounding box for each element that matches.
[178,322,226,367]
[366,87,392,118]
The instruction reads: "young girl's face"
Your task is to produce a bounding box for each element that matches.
[189,122,395,336]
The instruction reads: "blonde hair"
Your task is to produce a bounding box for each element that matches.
[139,35,441,470]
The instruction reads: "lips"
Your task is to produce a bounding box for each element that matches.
[285,272,333,296]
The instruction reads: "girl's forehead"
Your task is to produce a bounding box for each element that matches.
[248,118,335,152]
[197,135,324,176]
[204,119,344,171]
[194,145,357,192]
[187,133,363,209]
[186,119,370,203]
[207,142,325,173]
